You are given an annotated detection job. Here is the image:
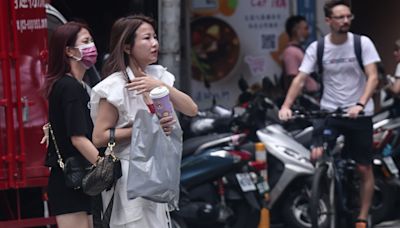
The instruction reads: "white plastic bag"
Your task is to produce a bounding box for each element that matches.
[127,110,182,209]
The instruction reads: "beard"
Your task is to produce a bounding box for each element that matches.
[337,22,351,34]
[338,25,350,34]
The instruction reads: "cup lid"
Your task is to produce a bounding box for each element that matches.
[149,86,169,99]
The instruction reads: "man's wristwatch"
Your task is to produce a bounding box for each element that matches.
[356,102,365,109]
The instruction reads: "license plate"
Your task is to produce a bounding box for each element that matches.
[256,180,270,194]
[236,173,257,192]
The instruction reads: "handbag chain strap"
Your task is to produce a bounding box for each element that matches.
[49,125,117,168]
[48,123,65,170]
[108,127,116,152]
[108,128,118,161]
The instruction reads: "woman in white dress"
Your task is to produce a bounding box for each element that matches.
[90,15,198,227]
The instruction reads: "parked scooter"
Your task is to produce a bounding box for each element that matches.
[373,117,400,185]
[256,122,320,228]
[171,133,265,228]
[176,77,321,228]
[227,93,321,228]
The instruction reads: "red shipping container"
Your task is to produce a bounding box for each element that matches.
[0,0,55,226]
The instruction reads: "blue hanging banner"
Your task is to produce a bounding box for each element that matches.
[297,0,316,45]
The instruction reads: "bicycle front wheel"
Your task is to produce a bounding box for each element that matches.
[310,164,332,228]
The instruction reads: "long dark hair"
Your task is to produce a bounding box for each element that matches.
[101,15,156,80]
[43,21,90,97]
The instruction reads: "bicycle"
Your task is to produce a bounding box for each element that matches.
[291,109,389,228]
[291,109,345,228]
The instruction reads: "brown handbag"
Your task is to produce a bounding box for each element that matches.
[82,128,122,196]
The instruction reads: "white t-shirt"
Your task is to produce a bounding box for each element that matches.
[299,32,381,115]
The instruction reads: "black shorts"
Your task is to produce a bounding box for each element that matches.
[47,166,91,216]
[313,116,373,165]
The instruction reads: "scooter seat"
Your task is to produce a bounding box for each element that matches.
[182,133,232,158]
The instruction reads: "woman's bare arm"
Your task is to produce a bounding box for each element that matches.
[165,85,198,117]
[92,99,132,148]
[71,136,99,164]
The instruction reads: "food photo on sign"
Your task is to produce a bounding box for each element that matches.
[189,0,289,109]
[191,16,240,83]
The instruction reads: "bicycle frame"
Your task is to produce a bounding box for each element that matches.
[313,145,341,228]
[296,109,362,228]
[296,109,397,227]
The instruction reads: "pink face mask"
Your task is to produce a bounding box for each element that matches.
[72,42,98,69]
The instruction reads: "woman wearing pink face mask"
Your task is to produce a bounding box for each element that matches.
[90,15,198,227]
[42,22,100,228]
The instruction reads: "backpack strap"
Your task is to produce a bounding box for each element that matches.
[317,37,325,75]
[353,34,364,72]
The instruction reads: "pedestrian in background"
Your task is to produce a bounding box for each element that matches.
[43,21,100,228]
[281,15,319,95]
[90,15,197,227]
[381,39,400,116]
[278,1,380,228]
[387,40,400,92]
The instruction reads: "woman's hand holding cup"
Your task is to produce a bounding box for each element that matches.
[159,115,176,136]
[150,86,175,135]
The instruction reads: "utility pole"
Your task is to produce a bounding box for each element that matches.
[158,0,182,88]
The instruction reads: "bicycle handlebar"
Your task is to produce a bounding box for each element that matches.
[291,109,365,120]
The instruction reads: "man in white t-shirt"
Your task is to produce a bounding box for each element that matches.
[278,1,379,227]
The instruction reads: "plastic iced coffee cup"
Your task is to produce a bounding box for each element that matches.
[149,86,173,119]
